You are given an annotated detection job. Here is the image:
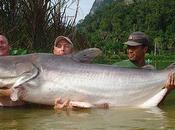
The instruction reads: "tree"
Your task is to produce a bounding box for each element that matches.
[0,0,80,52]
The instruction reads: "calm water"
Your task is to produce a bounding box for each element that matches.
[0,94,175,130]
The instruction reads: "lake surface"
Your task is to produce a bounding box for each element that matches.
[0,94,175,130]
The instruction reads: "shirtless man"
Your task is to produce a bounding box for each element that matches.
[0,35,24,106]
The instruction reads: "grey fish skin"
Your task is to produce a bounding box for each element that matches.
[0,53,172,107]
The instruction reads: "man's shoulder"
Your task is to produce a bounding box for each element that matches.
[113,59,155,69]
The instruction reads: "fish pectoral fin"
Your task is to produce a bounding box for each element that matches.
[140,88,168,108]
[10,86,25,101]
[12,63,39,89]
[0,77,19,88]
[10,63,39,101]
[10,88,20,101]
[0,63,39,89]
[0,63,39,88]
[72,48,102,63]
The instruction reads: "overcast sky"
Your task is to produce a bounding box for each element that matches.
[66,0,95,23]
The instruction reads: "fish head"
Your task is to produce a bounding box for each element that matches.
[0,57,19,88]
[0,56,39,88]
[0,58,17,77]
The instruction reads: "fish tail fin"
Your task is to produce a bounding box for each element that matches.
[139,88,168,108]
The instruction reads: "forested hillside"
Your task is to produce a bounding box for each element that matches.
[89,0,133,15]
[77,0,175,57]
[90,0,114,15]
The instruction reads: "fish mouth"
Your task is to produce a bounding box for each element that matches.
[0,87,10,89]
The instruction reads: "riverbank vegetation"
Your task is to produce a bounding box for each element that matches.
[0,0,83,54]
[77,0,175,66]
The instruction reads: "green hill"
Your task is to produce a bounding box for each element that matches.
[77,0,175,58]
[90,0,115,15]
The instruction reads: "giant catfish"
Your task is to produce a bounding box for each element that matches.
[0,51,173,108]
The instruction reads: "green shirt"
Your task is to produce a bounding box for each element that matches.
[113,60,138,68]
[113,60,154,69]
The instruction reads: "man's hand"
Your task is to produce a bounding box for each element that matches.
[54,97,109,111]
[165,72,175,90]
[0,88,12,97]
[54,97,72,111]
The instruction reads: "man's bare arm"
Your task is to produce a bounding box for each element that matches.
[0,89,11,97]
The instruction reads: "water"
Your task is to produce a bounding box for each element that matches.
[0,100,175,130]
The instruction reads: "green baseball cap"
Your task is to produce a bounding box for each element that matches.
[124,32,149,46]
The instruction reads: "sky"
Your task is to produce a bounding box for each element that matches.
[66,0,95,23]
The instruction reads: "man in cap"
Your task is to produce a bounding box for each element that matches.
[114,31,175,103]
[53,36,109,110]
[113,31,153,68]
[53,36,73,56]
[0,35,24,106]
[53,35,75,110]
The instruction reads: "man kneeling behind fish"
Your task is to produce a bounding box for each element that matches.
[0,35,24,106]
[53,36,109,109]
[54,32,175,110]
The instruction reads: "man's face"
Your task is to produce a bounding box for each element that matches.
[127,45,148,62]
[53,39,73,56]
[0,36,10,56]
